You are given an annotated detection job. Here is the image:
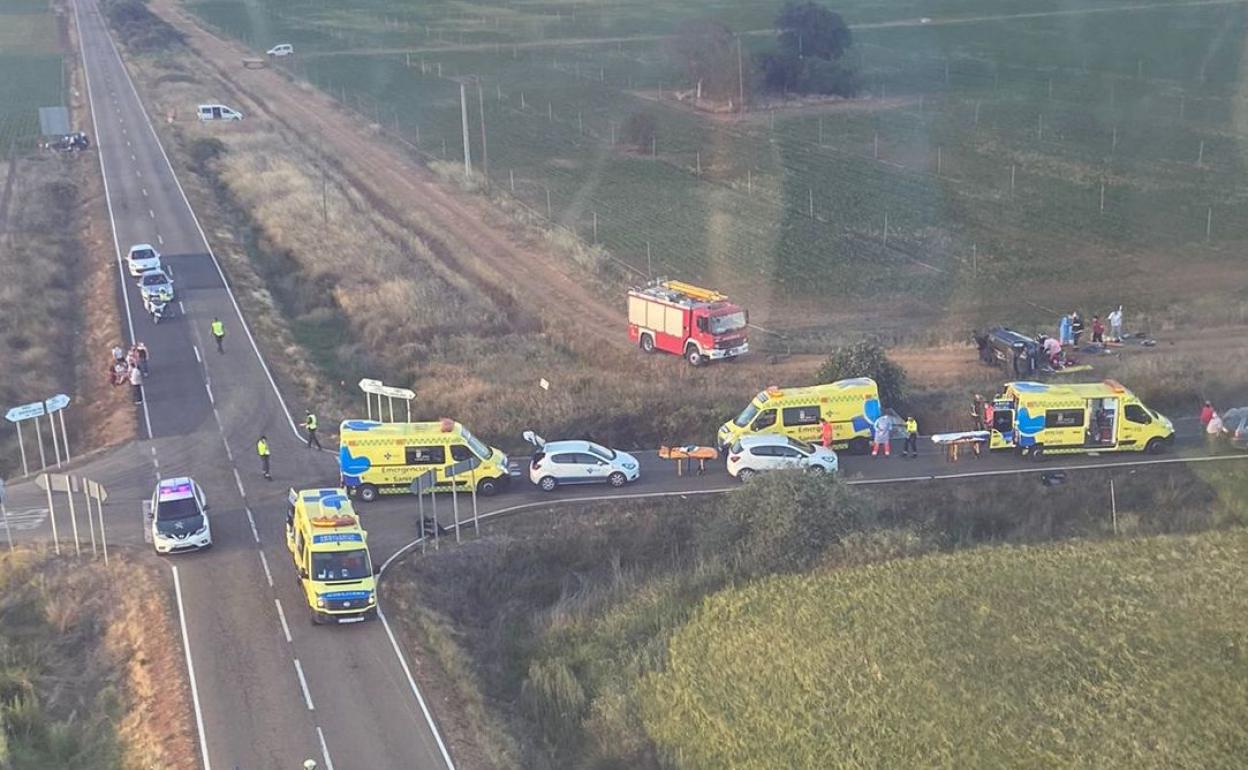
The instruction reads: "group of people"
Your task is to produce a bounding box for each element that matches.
[1200,401,1236,450]
[818,414,919,458]
[1058,306,1124,347]
[109,343,150,405]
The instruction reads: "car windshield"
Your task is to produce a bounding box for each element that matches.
[311,549,371,581]
[460,427,493,460]
[131,249,155,260]
[157,496,199,520]
[709,311,746,335]
[786,437,816,454]
[141,273,167,286]
[586,443,617,461]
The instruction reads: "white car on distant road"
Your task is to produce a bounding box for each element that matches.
[726,434,838,481]
[267,43,293,57]
[524,431,640,491]
[126,243,162,277]
[150,477,212,554]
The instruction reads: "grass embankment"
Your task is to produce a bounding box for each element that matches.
[646,531,1248,769]
[0,549,194,769]
[390,463,1248,769]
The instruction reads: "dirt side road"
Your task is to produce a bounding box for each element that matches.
[149,0,628,352]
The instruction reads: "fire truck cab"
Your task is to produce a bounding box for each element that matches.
[627,280,748,366]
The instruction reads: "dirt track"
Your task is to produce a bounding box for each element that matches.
[150,0,629,352]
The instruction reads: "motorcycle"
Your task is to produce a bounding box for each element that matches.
[145,296,170,324]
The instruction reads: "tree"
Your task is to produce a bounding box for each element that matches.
[758,2,860,97]
[814,341,907,409]
[620,111,657,153]
[665,20,749,104]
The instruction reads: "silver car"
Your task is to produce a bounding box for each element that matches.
[138,267,175,301]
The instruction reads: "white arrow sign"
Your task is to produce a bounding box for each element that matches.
[358,378,385,395]
[5,402,45,422]
[44,394,70,413]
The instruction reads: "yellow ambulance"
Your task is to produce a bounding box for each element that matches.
[285,488,377,625]
[717,378,881,454]
[988,380,1174,458]
[338,419,511,502]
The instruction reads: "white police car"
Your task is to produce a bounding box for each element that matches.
[524,431,640,492]
[150,477,211,553]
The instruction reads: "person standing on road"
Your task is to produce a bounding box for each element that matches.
[820,418,834,449]
[136,341,150,376]
[210,318,226,354]
[1200,401,1215,429]
[1070,311,1085,346]
[871,414,892,458]
[903,415,919,458]
[1207,411,1226,453]
[1091,315,1105,344]
[257,435,272,480]
[305,410,322,450]
[129,364,144,405]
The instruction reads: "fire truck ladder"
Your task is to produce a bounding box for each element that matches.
[660,280,726,303]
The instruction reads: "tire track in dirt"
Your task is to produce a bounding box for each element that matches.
[150,0,630,353]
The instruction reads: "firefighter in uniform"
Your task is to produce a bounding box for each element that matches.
[305,410,322,450]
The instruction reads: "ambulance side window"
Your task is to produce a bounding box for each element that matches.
[1045,409,1084,428]
[450,445,473,462]
[1124,404,1151,424]
[406,446,446,465]
[782,406,820,426]
[752,409,777,430]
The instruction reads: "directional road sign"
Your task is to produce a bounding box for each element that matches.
[446,456,481,477]
[408,471,435,495]
[5,402,45,422]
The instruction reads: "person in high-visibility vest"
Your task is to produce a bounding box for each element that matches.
[210,318,226,354]
[257,435,272,480]
[903,416,919,458]
[305,410,322,450]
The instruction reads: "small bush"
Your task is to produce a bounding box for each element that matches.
[620,111,657,153]
[99,0,184,51]
[814,341,907,408]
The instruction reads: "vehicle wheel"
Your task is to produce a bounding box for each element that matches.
[848,437,870,456]
[1030,446,1046,462]
[538,476,558,492]
[737,468,757,482]
[310,612,323,626]
[685,346,704,366]
[607,471,627,487]
[1145,437,1166,455]
[640,334,655,353]
[358,484,378,503]
[477,478,500,497]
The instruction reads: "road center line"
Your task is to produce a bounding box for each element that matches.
[141,187,147,196]
[258,550,273,587]
[204,380,213,404]
[170,565,213,770]
[275,598,292,643]
[293,659,315,710]
[317,726,336,770]
[245,507,260,543]
[233,467,245,497]
[148,208,155,219]
[156,233,163,245]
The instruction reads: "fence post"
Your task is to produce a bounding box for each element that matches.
[1099,182,1105,213]
[1206,207,1212,241]
[1010,164,1016,195]
[882,212,888,246]
[509,169,515,192]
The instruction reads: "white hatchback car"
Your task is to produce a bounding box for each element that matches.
[525,431,640,491]
[267,43,293,56]
[126,243,162,277]
[150,477,212,554]
[726,435,838,481]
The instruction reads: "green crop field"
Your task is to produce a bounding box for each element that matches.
[0,0,65,157]
[182,0,1248,316]
[642,530,1248,769]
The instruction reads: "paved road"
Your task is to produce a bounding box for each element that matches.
[0,1,1234,768]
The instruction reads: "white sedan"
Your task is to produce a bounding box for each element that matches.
[126,243,162,277]
[524,431,640,491]
[726,435,838,481]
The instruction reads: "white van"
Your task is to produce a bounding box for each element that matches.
[267,43,293,57]
[198,104,244,121]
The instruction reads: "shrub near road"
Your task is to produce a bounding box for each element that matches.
[644,530,1248,770]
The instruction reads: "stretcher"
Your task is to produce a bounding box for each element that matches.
[930,431,990,462]
[659,445,718,476]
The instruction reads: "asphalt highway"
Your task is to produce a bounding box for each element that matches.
[0,2,1236,768]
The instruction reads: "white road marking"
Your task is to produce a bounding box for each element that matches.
[142,501,153,543]
[148,208,155,219]
[377,610,459,770]
[258,550,273,586]
[130,153,135,160]
[293,658,315,710]
[141,187,147,196]
[275,598,293,643]
[192,344,200,363]
[233,467,245,497]
[245,507,259,543]
[204,380,213,404]
[0,508,50,532]
[156,233,163,245]
[125,139,130,147]
[170,565,213,770]
[317,727,336,770]
[222,441,233,462]
[178,300,185,314]
[135,170,141,177]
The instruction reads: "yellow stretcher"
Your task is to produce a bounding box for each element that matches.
[659,445,719,476]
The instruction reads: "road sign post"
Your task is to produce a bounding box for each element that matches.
[6,395,70,476]
[65,476,81,556]
[409,471,436,553]
[91,479,108,565]
[0,479,11,553]
[13,422,26,477]
[39,474,59,555]
[83,478,96,557]
[359,379,415,423]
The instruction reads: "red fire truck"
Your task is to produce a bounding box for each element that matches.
[627,280,749,365]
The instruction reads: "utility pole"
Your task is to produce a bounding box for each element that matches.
[477,79,489,181]
[459,81,472,181]
[736,36,745,113]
